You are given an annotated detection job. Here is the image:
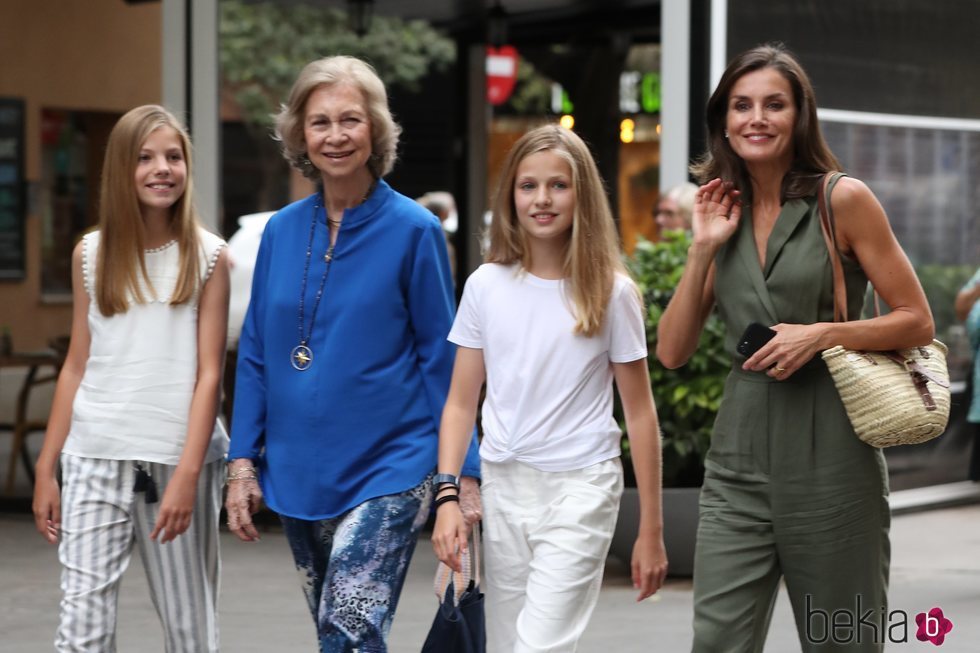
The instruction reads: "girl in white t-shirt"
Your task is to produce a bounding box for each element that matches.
[32,105,230,652]
[432,125,668,651]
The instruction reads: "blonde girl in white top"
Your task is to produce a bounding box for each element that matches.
[432,125,668,652]
[32,105,230,653]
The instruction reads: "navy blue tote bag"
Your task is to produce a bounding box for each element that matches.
[421,524,485,653]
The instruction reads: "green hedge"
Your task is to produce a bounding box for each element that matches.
[621,233,729,487]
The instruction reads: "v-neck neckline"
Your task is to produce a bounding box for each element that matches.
[745,199,810,278]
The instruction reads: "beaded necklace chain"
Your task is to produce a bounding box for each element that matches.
[290,180,376,371]
[291,198,334,371]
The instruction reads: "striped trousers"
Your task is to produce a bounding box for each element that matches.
[56,454,223,653]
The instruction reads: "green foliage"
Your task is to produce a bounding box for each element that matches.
[220,0,456,133]
[507,58,555,115]
[623,233,729,487]
[914,264,974,339]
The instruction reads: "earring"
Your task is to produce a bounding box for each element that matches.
[724,130,729,139]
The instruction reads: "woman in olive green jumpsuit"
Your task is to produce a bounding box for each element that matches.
[657,44,935,652]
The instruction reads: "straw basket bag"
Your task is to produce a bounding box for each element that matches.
[817,173,951,448]
[822,344,951,447]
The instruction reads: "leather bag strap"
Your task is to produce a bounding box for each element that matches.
[817,171,884,322]
[881,350,950,389]
[817,172,849,323]
[818,173,945,413]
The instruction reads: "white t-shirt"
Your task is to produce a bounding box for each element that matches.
[63,228,229,465]
[449,263,647,472]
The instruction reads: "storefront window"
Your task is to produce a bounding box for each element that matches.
[39,109,118,297]
[823,120,980,381]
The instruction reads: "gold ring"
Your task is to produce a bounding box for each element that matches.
[773,366,786,374]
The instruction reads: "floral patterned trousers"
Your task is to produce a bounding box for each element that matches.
[280,475,432,653]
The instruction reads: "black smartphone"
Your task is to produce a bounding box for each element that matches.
[736,322,777,358]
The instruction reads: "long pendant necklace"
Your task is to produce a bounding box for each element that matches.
[291,197,336,371]
[291,180,377,370]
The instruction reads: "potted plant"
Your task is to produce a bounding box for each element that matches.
[610,231,729,576]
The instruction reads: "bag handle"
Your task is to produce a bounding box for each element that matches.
[817,172,885,324]
[817,172,849,323]
[818,176,947,409]
[434,521,482,606]
[471,521,481,588]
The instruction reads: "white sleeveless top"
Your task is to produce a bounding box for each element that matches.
[63,228,229,465]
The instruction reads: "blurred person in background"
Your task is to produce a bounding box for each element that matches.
[416,190,458,279]
[654,181,698,234]
[225,210,275,349]
[955,266,980,481]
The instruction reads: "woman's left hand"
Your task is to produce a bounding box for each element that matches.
[150,469,197,543]
[742,323,828,380]
[458,476,482,537]
[632,531,668,601]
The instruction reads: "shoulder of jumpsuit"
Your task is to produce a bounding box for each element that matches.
[802,189,863,271]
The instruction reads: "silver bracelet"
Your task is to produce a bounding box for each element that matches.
[226,467,258,481]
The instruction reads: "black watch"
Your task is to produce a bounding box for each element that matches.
[432,473,459,491]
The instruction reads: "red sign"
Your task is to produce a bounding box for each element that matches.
[486,46,518,106]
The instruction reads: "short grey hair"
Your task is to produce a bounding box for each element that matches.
[274,55,401,179]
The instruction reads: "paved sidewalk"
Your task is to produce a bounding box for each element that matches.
[2,502,979,652]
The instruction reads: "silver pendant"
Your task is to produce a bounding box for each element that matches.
[291,344,313,371]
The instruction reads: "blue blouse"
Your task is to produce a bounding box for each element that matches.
[229,180,480,519]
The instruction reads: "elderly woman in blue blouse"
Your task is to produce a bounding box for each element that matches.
[225,55,481,652]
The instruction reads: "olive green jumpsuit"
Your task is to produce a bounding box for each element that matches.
[692,187,890,652]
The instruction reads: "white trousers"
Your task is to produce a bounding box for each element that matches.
[56,454,222,653]
[481,458,623,653]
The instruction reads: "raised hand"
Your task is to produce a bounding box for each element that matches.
[691,178,742,248]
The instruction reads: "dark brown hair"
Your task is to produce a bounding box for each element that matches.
[691,43,841,203]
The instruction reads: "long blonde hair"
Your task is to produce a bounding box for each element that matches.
[95,105,203,317]
[487,125,630,337]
